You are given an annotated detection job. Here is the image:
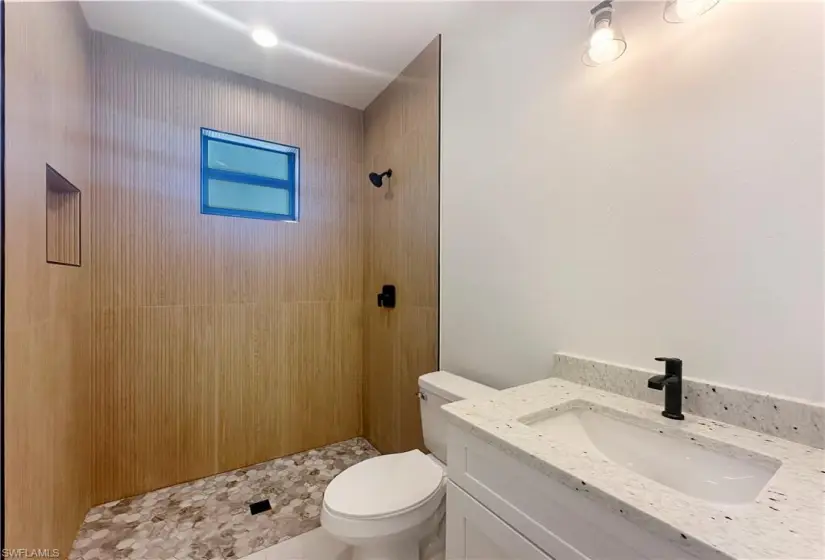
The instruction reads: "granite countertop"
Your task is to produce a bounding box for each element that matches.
[442,378,825,560]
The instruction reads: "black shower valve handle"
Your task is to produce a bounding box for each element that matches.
[377,285,396,309]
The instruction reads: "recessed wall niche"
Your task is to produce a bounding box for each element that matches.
[46,164,82,266]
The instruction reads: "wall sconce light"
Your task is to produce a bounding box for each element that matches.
[664,0,721,23]
[582,0,627,67]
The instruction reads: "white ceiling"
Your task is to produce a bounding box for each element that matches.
[80,1,466,109]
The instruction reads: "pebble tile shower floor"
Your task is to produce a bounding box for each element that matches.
[69,438,379,560]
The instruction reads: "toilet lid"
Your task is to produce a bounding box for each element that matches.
[324,450,445,519]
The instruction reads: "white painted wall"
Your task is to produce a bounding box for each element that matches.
[440,1,825,402]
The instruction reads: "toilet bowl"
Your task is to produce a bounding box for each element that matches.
[321,450,445,560]
[321,371,497,560]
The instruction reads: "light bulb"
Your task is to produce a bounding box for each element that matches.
[587,42,621,65]
[582,2,626,67]
[586,22,623,65]
[590,26,615,49]
[665,0,721,22]
[251,27,279,48]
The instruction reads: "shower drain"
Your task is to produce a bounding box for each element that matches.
[249,499,272,515]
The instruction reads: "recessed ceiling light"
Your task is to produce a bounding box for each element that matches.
[251,27,278,48]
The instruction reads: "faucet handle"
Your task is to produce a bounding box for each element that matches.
[655,357,683,377]
[655,357,682,364]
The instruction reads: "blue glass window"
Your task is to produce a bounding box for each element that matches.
[201,128,299,221]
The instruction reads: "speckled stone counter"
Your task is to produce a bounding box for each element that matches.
[552,353,825,449]
[443,379,825,560]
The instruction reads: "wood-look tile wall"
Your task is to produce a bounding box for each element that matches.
[5,7,436,539]
[4,1,93,552]
[90,35,364,503]
[363,38,440,454]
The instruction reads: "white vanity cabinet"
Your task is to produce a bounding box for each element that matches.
[446,426,705,560]
[447,481,554,560]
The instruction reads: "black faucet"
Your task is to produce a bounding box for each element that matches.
[648,357,684,420]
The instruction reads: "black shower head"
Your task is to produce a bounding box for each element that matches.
[368,169,392,188]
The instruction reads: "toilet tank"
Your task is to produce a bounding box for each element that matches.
[418,371,497,463]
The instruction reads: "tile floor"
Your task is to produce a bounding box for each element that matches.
[243,528,350,560]
[69,438,379,560]
[249,526,446,560]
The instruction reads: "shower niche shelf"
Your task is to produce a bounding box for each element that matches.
[46,164,82,267]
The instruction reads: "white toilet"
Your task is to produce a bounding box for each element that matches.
[321,371,497,560]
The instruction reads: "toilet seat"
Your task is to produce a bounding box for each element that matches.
[324,449,444,520]
[321,450,447,547]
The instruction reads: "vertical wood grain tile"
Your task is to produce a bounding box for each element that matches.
[363,37,440,454]
[4,1,92,552]
[46,187,81,266]
[92,306,218,501]
[89,34,364,503]
[363,306,400,453]
[396,307,437,452]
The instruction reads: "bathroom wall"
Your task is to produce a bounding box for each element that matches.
[363,38,440,453]
[90,34,364,503]
[441,2,824,402]
[4,1,93,551]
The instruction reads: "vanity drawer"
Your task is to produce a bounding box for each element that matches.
[447,481,554,560]
[448,426,704,560]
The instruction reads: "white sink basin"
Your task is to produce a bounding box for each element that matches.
[520,403,780,504]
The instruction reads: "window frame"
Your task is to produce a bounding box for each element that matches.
[200,127,300,222]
